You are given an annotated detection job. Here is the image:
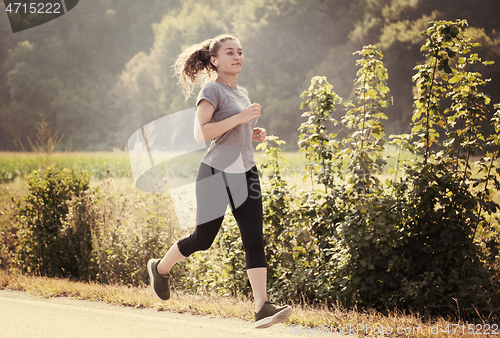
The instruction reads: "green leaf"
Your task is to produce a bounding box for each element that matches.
[448,75,461,84]
[366,89,378,99]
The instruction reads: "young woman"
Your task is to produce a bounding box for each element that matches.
[147,34,292,329]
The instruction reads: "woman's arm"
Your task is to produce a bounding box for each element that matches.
[194,99,261,144]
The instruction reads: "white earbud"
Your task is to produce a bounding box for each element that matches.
[214,60,219,66]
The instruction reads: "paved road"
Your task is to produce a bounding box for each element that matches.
[0,290,348,338]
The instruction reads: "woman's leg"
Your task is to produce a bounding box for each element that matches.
[247,267,268,312]
[229,166,268,312]
[230,166,292,328]
[157,242,185,275]
[148,163,228,301]
[157,163,228,275]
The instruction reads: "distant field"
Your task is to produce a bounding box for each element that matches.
[0,148,494,193]
[0,150,305,183]
[1,149,497,218]
[0,151,132,183]
[0,149,395,178]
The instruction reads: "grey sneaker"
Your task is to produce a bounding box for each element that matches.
[147,258,170,300]
[254,301,292,329]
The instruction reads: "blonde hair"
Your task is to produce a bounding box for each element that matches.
[173,34,239,99]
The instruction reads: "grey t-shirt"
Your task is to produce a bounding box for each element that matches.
[196,81,257,173]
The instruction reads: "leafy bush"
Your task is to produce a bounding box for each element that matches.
[10,166,180,286]
[388,19,500,317]
[291,44,398,309]
[14,165,93,278]
[0,186,23,272]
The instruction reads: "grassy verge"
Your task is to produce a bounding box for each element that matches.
[0,271,492,337]
[0,271,254,319]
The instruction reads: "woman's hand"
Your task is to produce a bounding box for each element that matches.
[239,103,261,124]
[252,127,266,142]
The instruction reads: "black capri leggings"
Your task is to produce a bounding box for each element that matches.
[177,162,267,270]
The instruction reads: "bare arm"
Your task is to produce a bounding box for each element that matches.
[194,99,261,144]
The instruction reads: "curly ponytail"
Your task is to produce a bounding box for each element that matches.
[173,34,239,99]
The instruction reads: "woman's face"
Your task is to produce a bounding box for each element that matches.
[214,39,244,75]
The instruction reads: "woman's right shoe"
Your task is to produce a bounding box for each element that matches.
[147,258,170,300]
[254,301,292,329]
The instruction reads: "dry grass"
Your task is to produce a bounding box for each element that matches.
[0,271,255,320]
[1,271,496,337]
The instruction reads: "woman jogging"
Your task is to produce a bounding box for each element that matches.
[147,34,292,329]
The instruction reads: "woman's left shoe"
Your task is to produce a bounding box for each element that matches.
[254,301,292,329]
[147,258,170,301]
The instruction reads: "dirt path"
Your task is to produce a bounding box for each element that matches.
[0,290,349,338]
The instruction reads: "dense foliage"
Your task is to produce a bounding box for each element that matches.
[14,166,93,277]
[1,0,500,151]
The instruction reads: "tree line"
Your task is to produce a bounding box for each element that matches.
[1,0,499,151]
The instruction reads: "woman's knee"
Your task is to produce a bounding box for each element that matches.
[196,237,215,251]
[177,227,218,256]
